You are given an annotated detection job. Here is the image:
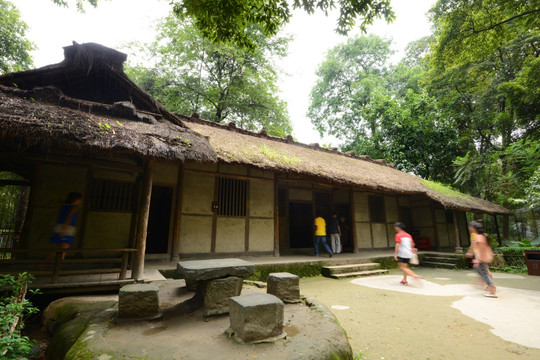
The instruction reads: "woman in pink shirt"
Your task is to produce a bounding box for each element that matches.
[394,222,422,284]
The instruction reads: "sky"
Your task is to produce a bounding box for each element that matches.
[14,0,436,145]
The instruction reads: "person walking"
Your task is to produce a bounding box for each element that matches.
[314,211,333,257]
[467,221,497,298]
[393,222,422,284]
[328,213,342,254]
[50,192,83,260]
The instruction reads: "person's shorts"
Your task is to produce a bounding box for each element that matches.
[50,234,75,245]
[397,256,410,264]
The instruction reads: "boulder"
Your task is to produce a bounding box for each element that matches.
[229,293,285,343]
[267,272,300,303]
[118,283,161,320]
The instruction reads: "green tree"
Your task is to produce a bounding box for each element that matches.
[0,0,34,74]
[426,0,540,206]
[308,35,460,182]
[51,0,395,48]
[126,16,292,137]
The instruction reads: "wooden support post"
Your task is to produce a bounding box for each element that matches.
[170,165,184,261]
[132,159,155,280]
[492,215,502,247]
[120,252,129,280]
[51,251,63,284]
[502,215,510,239]
[273,178,280,257]
[452,210,462,253]
[349,190,359,253]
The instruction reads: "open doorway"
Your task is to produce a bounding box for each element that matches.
[0,172,30,259]
[336,203,352,252]
[289,202,313,248]
[146,186,173,254]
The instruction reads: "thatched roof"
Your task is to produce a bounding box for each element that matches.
[0,42,215,163]
[181,116,510,215]
[0,85,215,163]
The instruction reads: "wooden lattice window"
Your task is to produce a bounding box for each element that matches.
[217,177,247,217]
[369,196,386,223]
[278,189,287,216]
[90,180,134,211]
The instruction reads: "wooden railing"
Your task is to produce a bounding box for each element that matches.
[0,248,138,283]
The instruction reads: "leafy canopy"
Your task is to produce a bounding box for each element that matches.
[126,16,292,137]
[308,34,461,182]
[0,0,34,74]
[51,0,395,48]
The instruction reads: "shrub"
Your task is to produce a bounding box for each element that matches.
[0,273,40,359]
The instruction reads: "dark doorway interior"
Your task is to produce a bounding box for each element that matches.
[289,202,313,248]
[146,186,173,254]
[398,206,412,230]
[336,203,352,251]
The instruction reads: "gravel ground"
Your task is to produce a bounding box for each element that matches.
[300,268,540,360]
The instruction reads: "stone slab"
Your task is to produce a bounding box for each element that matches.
[267,272,300,303]
[201,276,243,316]
[229,293,284,343]
[118,283,161,319]
[176,258,255,282]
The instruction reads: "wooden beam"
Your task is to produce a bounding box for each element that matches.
[273,178,280,256]
[132,159,155,280]
[492,215,502,247]
[349,189,359,253]
[452,210,462,252]
[170,164,184,261]
[502,214,510,239]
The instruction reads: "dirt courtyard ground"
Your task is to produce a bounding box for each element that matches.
[300,268,540,360]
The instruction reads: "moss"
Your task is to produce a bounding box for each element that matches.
[372,256,398,269]
[246,263,323,282]
[259,144,301,166]
[421,179,473,201]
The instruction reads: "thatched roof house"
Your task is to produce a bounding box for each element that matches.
[0,42,215,163]
[0,42,510,289]
[181,116,510,216]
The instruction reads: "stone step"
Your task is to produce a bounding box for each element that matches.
[328,269,389,279]
[321,263,380,276]
[420,261,457,269]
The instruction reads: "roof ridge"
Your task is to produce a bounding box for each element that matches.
[178,113,397,169]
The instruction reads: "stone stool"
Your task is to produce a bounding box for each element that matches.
[200,276,243,315]
[118,283,161,320]
[267,272,300,303]
[229,293,285,343]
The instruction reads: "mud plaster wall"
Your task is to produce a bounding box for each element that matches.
[26,164,87,249]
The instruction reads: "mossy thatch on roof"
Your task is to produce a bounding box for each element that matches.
[182,116,510,215]
[0,85,216,163]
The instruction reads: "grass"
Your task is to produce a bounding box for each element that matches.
[420,179,473,201]
[246,263,323,282]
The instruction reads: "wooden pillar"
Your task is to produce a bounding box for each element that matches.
[502,214,509,239]
[452,210,462,253]
[170,164,184,261]
[492,214,502,247]
[349,189,359,253]
[273,178,280,257]
[132,159,155,280]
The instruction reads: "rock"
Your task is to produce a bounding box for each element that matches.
[176,258,255,282]
[200,276,243,315]
[267,272,300,303]
[118,283,161,320]
[229,293,285,343]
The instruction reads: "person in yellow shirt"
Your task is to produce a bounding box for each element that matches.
[314,211,333,257]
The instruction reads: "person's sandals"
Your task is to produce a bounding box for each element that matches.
[483,293,498,298]
[400,280,408,285]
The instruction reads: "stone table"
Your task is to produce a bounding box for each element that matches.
[176,258,255,316]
